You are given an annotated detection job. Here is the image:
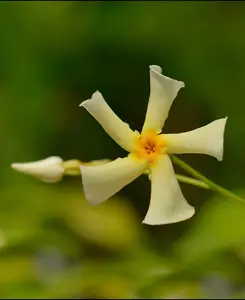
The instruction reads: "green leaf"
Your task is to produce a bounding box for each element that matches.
[176,193,245,262]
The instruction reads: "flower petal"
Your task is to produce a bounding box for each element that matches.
[80,91,138,152]
[80,155,147,205]
[164,117,228,161]
[142,65,185,134]
[143,155,195,225]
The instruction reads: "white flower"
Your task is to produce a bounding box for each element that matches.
[11,156,64,183]
[79,65,227,225]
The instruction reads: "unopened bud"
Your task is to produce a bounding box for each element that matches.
[11,157,111,183]
[11,156,64,183]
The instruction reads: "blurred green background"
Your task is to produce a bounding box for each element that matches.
[1,1,245,298]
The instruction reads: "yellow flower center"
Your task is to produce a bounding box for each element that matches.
[133,130,167,164]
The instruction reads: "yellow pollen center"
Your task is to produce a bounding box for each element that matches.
[133,130,167,164]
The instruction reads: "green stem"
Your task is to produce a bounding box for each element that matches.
[63,160,82,176]
[175,174,210,190]
[145,169,209,189]
[171,154,245,204]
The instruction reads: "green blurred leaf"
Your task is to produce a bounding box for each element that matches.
[176,193,245,262]
[0,256,37,285]
[63,193,143,251]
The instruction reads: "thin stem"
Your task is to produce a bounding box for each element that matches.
[63,158,111,176]
[63,160,82,176]
[171,154,245,204]
[145,169,209,189]
[176,174,210,190]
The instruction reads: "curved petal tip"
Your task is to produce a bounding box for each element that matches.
[217,116,228,161]
[149,65,185,88]
[149,65,162,74]
[142,204,195,226]
[79,90,102,107]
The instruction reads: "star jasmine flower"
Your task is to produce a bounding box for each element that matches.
[79,65,227,225]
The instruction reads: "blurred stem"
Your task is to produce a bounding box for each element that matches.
[171,155,245,204]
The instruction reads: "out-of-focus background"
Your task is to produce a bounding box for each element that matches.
[1,1,245,298]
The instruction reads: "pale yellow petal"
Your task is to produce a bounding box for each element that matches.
[80,155,147,205]
[164,117,227,161]
[80,91,138,152]
[143,155,195,225]
[142,65,185,134]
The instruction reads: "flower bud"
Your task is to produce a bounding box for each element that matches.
[11,156,64,183]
